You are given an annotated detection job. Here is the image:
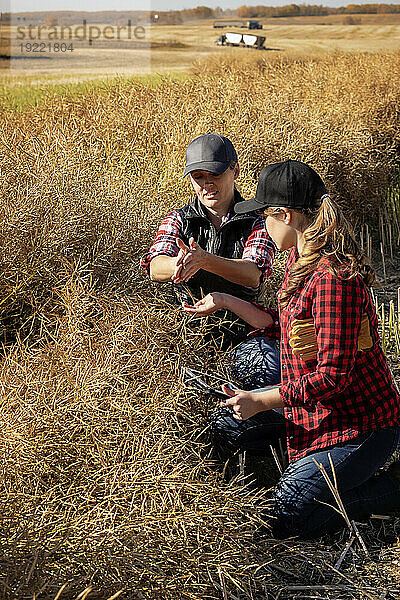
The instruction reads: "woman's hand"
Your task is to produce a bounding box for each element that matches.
[182,292,226,316]
[220,385,264,420]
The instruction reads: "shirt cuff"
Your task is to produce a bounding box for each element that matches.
[246,304,280,340]
[279,384,291,407]
[279,381,314,408]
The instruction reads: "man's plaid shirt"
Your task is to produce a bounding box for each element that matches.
[141,208,275,281]
[264,248,400,463]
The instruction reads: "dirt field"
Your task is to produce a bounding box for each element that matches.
[3,13,400,80]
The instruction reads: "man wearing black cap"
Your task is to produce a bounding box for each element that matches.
[141,133,276,306]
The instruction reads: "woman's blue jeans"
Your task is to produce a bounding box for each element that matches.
[211,401,400,539]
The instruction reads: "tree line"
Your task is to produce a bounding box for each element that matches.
[237,4,400,18]
[151,4,400,23]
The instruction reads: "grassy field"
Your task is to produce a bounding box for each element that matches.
[2,13,400,112]
[0,49,400,599]
[0,72,187,111]
[2,13,400,80]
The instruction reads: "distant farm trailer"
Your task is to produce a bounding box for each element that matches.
[213,20,262,29]
[216,32,266,49]
[213,20,246,28]
[243,33,264,46]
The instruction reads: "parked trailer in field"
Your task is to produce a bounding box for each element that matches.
[213,19,262,29]
[243,33,265,46]
[216,32,266,49]
[213,20,245,28]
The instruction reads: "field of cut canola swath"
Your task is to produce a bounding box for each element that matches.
[1,26,400,600]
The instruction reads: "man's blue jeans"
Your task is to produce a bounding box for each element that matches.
[211,402,400,539]
[230,337,281,389]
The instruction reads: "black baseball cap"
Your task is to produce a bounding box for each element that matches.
[234,160,327,214]
[183,133,238,177]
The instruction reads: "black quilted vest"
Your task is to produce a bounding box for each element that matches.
[174,190,261,303]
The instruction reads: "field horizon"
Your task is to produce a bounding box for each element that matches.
[2,12,400,81]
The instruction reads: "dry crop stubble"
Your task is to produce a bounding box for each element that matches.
[0,286,271,598]
[190,51,400,216]
[0,50,400,598]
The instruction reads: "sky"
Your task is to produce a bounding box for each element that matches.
[5,0,400,16]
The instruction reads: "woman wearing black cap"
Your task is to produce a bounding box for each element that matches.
[195,160,400,539]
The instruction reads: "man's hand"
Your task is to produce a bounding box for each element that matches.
[220,385,263,421]
[172,237,209,283]
[182,292,227,316]
[172,238,190,282]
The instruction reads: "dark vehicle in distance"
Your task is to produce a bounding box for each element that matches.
[213,19,262,29]
[216,32,266,49]
[247,20,263,29]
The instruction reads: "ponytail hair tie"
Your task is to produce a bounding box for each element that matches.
[320,194,331,202]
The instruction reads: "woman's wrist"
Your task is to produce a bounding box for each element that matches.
[250,392,266,414]
[265,313,274,327]
[255,387,283,410]
[213,292,229,310]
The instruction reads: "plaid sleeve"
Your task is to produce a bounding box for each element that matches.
[247,303,281,340]
[242,216,276,282]
[280,273,364,407]
[140,210,184,275]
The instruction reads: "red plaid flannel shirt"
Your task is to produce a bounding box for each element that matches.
[141,210,275,282]
[262,248,400,463]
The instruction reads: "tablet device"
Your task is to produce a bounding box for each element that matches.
[181,366,238,400]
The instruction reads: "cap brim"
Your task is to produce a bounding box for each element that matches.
[183,161,229,178]
[234,197,268,214]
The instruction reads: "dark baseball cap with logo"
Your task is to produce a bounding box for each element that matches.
[183,133,238,177]
[234,160,327,214]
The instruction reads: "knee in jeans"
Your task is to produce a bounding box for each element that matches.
[270,472,317,538]
[230,337,281,389]
[210,407,239,449]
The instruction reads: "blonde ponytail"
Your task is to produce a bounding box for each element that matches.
[279,196,375,310]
